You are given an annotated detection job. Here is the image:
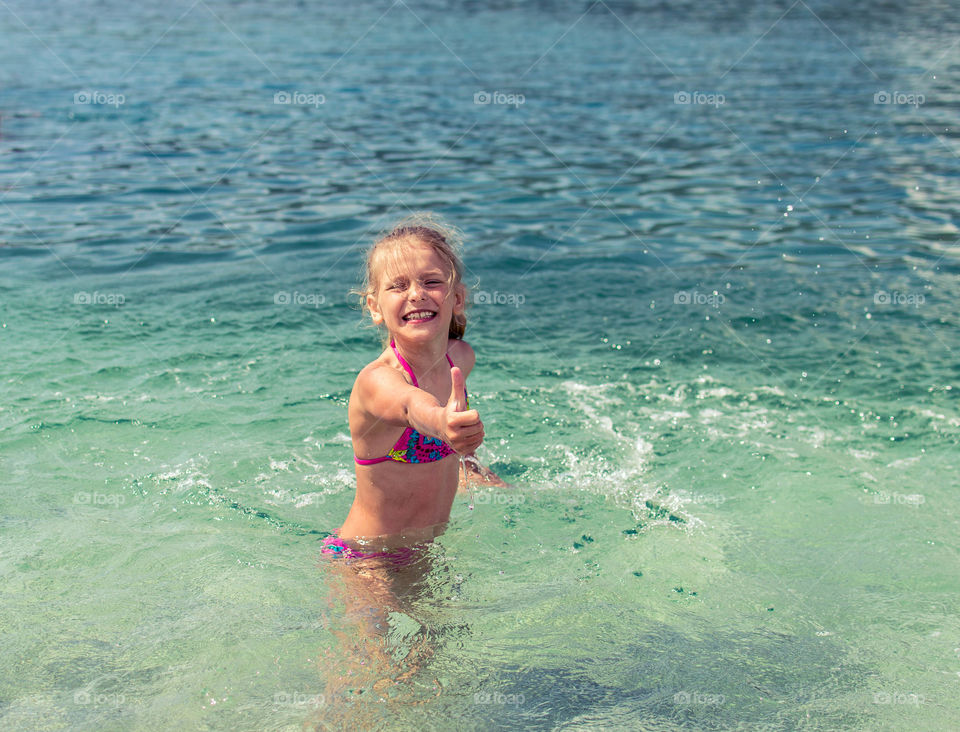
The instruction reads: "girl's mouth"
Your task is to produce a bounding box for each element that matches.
[403,310,437,322]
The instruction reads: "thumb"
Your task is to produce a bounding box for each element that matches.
[448,366,466,412]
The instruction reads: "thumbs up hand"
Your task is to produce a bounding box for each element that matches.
[442,366,484,455]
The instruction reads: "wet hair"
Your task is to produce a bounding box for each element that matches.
[356,212,468,343]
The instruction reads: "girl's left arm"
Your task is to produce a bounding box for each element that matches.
[450,339,476,378]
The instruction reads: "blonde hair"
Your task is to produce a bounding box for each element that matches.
[356,212,468,344]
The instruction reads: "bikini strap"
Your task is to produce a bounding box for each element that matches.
[389,341,456,389]
[390,341,419,387]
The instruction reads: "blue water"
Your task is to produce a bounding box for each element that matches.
[2,1,959,729]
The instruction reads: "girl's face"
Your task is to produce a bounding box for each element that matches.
[367,240,464,343]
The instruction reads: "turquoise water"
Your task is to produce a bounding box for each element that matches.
[2,1,959,729]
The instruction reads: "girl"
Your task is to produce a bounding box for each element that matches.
[321,214,502,560]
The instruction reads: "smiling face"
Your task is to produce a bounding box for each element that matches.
[367,238,464,344]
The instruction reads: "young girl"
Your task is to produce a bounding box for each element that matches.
[321,214,501,561]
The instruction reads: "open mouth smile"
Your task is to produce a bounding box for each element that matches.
[402,310,437,322]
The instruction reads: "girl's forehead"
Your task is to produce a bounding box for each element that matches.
[373,240,450,282]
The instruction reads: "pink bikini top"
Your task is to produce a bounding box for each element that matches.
[354,342,468,466]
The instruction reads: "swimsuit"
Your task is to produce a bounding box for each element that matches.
[320,531,419,564]
[353,341,468,465]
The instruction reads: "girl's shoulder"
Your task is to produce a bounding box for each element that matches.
[448,338,476,375]
[354,349,402,389]
[349,352,413,424]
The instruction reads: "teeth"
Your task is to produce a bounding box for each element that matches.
[406,311,435,321]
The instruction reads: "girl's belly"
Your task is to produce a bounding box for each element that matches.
[339,457,460,539]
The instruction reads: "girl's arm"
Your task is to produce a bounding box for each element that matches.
[448,338,476,379]
[354,363,483,455]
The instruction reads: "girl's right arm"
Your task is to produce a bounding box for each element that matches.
[355,365,484,455]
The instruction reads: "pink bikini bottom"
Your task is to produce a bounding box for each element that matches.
[320,532,420,566]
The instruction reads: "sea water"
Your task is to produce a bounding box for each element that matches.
[1,1,958,729]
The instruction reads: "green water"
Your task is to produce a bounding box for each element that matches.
[3,263,958,729]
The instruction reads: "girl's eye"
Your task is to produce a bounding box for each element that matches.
[425,280,443,286]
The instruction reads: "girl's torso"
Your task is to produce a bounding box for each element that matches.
[340,340,470,539]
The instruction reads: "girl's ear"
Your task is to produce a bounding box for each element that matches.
[453,282,466,314]
[367,293,384,325]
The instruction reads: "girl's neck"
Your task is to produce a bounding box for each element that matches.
[391,336,450,381]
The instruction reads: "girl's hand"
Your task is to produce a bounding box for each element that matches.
[443,366,484,455]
